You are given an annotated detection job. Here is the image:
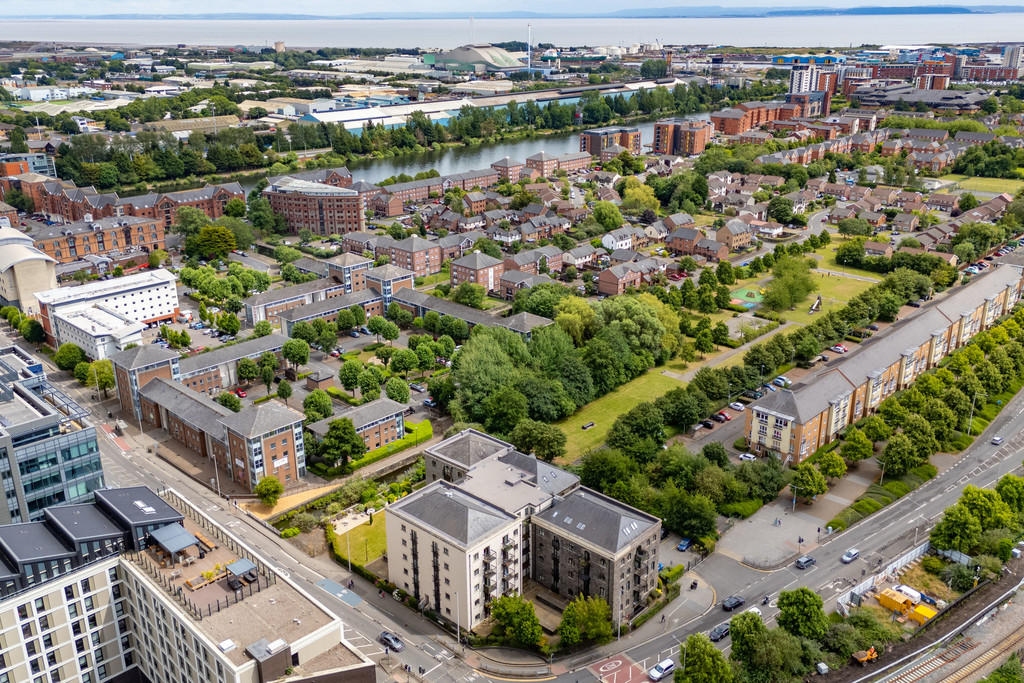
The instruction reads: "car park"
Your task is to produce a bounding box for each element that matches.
[739,453,757,461]
[841,548,860,564]
[722,595,745,611]
[379,631,404,652]
[648,659,675,681]
[709,622,730,642]
[729,402,745,411]
[795,555,816,569]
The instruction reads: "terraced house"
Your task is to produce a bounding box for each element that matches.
[745,265,1024,463]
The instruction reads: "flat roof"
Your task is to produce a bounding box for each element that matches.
[44,504,124,543]
[0,522,73,564]
[54,305,144,337]
[35,269,176,307]
[95,486,183,528]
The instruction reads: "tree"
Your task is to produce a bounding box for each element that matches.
[215,392,243,412]
[217,312,240,335]
[54,343,87,372]
[452,282,486,309]
[694,330,714,358]
[509,419,568,462]
[837,218,872,237]
[385,377,411,403]
[959,485,1015,531]
[861,415,892,443]
[15,316,41,344]
[716,260,735,285]
[319,418,367,468]
[557,594,613,649]
[253,320,273,337]
[606,402,665,464]
[261,365,276,396]
[148,249,169,268]
[879,432,920,477]
[790,463,827,501]
[484,386,529,435]
[235,358,258,386]
[777,587,829,641]
[276,380,293,405]
[254,476,285,506]
[338,360,363,396]
[729,610,768,667]
[840,426,874,462]
[958,193,979,212]
[359,369,382,401]
[192,224,236,260]
[592,201,624,232]
[281,338,310,372]
[471,237,503,259]
[490,595,542,648]
[711,321,730,347]
[679,633,733,683]
[381,321,401,346]
[224,197,247,218]
[366,315,387,342]
[86,360,115,397]
[303,389,333,422]
[930,503,982,553]
[818,450,848,481]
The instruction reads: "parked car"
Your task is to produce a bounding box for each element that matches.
[676,538,692,551]
[722,595,746,611]
[348,330,359,338]
[773,376,789,387]
[423,398,437,408]
[710,413,726,423]
[739,453,757,461]
[729,402,745,411]
[700,420,715,429]
[709,622,730,642]
[379,631,405,652]
[743,390,764,400]
[329,350,341,358]
[867,324,879,331]
[841,548,860,564]
[360,326,371,335]
[762,384,777,393]
[409,383,426,393]
[234,389,247,398]
[908,300,924,308]
[648,659,675,681]
[829,345,847,354]
[717,411,732,421]
[795,555,816,569]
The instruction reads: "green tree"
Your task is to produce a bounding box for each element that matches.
[215,392,243,412]
[694,330,714,358]
[557,594,613,649]
[716,260,735,285]
[729,610,768,667]
[879,432,919,477]
[639,59,668,79]
[490,595,542,648]
[54,343,87,372]
[85,360,115,397]
[318,418,367,468]
[303,389,333,422]
[260,365,276,396]
[224,197,246,218]
[592,201,624,232]
[818,450,848,481]
[385,377,411,403]
[790,462,827,501]
[148,249,169,268]
[452,282,486,309]
[192,224,237,260]
[254,476,284,506]
[930,503,983,553]
[338,360,363,396]
[366,315,387,342]
[381,321,401,345]
[679,633,733,683]
[959,485,1015,531]
[17,318,44,344]
[606,402,665,464]
[217,312,241,335]
[861,415,892,443]
[509,419,568,463]
[276,380,293,405]
[281,338,310,372]
[777,587,829,641]
[484,386,529,434]
[253,320,273,337]
[359,369,382,401]
[840,426,874,462]
[390,348,418,377]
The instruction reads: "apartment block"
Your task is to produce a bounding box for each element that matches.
[307,397,407,451]
[263,176,367,237]
[242,278,348,326]
[33,216,165,264]
[580,127,642,156]
[745,266,1024,463]
[652,118,713,156]
[450,252,504,292]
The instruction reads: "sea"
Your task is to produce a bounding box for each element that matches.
[1,14,1020,50]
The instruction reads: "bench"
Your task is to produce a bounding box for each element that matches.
[194,531,218,552]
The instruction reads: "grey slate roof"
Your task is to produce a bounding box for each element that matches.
[291,257,329,277]
[452,252,503,270]
[242,279,338,307]
[388,481,517,548]
[220,400,304,439]
[364,264,416,281]
[307,397,407,437]
[496,451,579,496]
[500,312,552,334]
[178,334,287,376]
[426,428,511,467]
[110,344,178,371]
[391,235,437,254]
[277,288,381,322]
[539,488,660,554]
[138,377,233,438]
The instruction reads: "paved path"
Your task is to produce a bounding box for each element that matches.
[676,321,796,382]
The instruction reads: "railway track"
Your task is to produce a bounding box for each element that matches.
[884,638,979,683]
[945,626,1024,682]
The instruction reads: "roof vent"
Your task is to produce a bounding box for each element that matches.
[218,640,236,653]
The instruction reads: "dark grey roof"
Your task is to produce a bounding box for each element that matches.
[44,504,124,543]
[610,249,641,262]
[94,487,183,528]
[327,252,374,268]
[500,270,550,287]
[389,481,516,547]
[426,428,511,468]
[538,488,660,554]
[496,451,579,496]
[149,522,199,554]
[308,397,407,436]
[391,235,437,253]
[278,288,381,322]
[364,264,416,281]
[138,377,233,437]
[33,215,153,240]
[0,523,74,564]
[291,257,329,277]
[221,400,304,439]
[499,312,551,334]
[110,344,178,371]
[178,334,287,376]
[242,279,338,307]
[452,251,503,269]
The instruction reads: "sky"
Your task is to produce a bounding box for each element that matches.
[4,0,1024,15]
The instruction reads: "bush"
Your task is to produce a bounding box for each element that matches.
[719,499,763,518]
[969,416,990,435]
[921,556,944,575]
[910,463,938,480]
[695,535,716,555]
[852,499,883,516]
[976,554,1003,580]
[281,528,300,539]
[733,437,748,451]
[948,433,974,452]
[941,563,975,592]
[882,481,911,498]
[292,512,318,533]
[659,564,686,584]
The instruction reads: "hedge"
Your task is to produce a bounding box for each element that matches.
[630,582,681,632]
[349,420,433,473]
[829,460,938,532]
[325,387,364,406]
[801,440,839,466]
[852,499,882,516]
[659,564,686,584]
[719,499,763,518]
[949,433,974,453]
[252,395,274,405]
[882,481,910,498]
[969,417,990,436]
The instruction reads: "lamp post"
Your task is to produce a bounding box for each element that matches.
[346,531,352,572]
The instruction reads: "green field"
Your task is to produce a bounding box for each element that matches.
[779,273,875,325]
[557,370,684,462]
[336,519,387,564]
[940,174,1024,195]
[808,244,884,281]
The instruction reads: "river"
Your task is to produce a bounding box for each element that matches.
[2,15,1018,49]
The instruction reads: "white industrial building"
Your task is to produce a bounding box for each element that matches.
[52,305,145,360]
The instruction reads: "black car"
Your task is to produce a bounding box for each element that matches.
[908,300,923,308]
[700,420,715,429]
[660,527,670,540]
[867,324,880,331]
[379,631,405,652]
[742,390,764,400]
[722,595,745,611]
[709,622,731,642]
[710,414,727,423]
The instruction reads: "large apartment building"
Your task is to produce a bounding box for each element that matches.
[745,265,1024,463]
[0,345,103,524]
[579,127,642,155]
[262,176,367,237]
[33,216,165,264]
[388,430,660,631]
[652,118,714,156]
[0,485,374,683]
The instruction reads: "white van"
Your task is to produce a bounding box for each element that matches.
[649,659,675,681]
[894,585,921,604]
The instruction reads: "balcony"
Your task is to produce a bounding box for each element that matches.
[483,551,497,562]
[503,541,517,552]
[484,566,496,578]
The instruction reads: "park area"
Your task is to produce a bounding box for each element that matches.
[780,273,876,325]
[333,517,387,566]
[940,174,1024,195]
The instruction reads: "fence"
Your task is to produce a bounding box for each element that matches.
[936,547,975,567]
[836,540,930,610]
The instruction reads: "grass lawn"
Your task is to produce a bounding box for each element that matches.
[336,519,387,564]
[807,244,883,281]
[694,214,718,227]
[557,370,684,462]
[416,267,451,289]
[957,177,1024,195]
[779,273,875,325]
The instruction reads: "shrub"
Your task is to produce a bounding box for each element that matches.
[852,499,882,516]
[325,502,343,516]
[695,535,716,555]
[733,437,748,451]
[921,557,944,575]
[948,433,973,452]
[659,564,686,584]
[882,481,911,498]
[910,463,938,480]
[719,499,763,518]
[941,563,975,592]
[897,473,926,490]
[969,416,990,435]
[292,512,318,534]
[976,554,1003,580]
[281,528,300,539]
[827,517,847,532]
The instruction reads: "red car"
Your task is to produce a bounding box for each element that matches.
[669,273,683,281]
[234,389,247,398]
[717,411,732,421]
